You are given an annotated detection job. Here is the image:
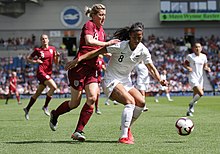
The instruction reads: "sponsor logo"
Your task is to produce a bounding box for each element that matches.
[74,80,79,87]
[60,6,82,28]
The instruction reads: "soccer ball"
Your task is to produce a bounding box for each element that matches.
[175,117,194,136]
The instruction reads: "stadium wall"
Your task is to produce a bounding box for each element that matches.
[0,0,220,43]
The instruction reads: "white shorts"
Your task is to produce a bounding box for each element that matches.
[101,78,134,98]
[159,85,168,91]
[189,77,203,88]
[135,83,149,91]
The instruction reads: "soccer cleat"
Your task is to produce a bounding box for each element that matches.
[42,106,50,116]
[128,128,134,142]
[95,109,102,115]
[155,99,159,103]
[143,105,149,112]
[71,131,86,142]
[113,100,119,105]
[18,102,22,105]
[49,110,58,131]
[186,111,193,117]
[23,108,29,120]
[168,99,174,102]
[118,137,134,144]
[105,101,110,105]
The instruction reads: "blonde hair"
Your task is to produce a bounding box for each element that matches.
[84,4,106,18]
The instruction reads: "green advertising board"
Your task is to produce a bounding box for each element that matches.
[160,13,220,21]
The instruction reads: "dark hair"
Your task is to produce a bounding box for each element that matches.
[113,22,144,41]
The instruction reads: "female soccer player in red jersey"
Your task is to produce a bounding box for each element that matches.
[49,4,119,141]
[5,71,21,105]
[23,34,60,120]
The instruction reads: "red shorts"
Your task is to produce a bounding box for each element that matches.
[9,87,17,93]
[37,72,51,85]
[68,64,98,91]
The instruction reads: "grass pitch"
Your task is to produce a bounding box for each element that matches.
[0,96,219,154]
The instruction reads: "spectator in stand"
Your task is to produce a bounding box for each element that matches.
[23,34,60,120]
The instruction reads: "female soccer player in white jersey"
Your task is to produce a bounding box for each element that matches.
[65,22,167,144]
[184,42,211,117]
[154,70,173,103]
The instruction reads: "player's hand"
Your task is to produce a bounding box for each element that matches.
[188,67,193,72]
[55,51,60,57]
[65,59,78,71]
[160,80,168,86]
[204,66,211,72]
[106,39,120,46]
[36,59,43,64]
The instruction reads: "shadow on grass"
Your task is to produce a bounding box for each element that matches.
[5,140,118,144]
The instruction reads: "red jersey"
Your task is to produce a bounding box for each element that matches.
[30,46,56,76]
[96,57,105,82]
[76,20,106,69]
[9,76,17,90]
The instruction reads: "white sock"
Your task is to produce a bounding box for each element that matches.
[130,106,144,126]
[155,93,159,99]
[190,94,200,105]
[121,104,135,138]
[166,93,171,100]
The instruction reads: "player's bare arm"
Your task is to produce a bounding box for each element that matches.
[183,60,192,72]
[146,63,168,86]
[54,50,60,65]
[204,63,211,72]
[85,34,120,46]
[65,47,107,71]
[26,55,43,64]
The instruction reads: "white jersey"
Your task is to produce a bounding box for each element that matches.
[186,53,207,81]
[160,74,166,81]
[102,41,153,97]
[159,73,167,90]
[105,41,152,81]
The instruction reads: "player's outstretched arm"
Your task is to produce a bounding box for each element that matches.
[146,63,168,86]
[65,47,107,71]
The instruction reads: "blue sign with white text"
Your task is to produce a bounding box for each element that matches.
[61,6,82,28]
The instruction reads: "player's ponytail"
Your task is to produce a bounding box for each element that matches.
[113,22,144,41]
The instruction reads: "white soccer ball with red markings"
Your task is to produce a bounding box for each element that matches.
[175,117,194,136]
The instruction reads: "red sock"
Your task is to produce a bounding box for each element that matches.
[75,103,94,132]
[26,97,36,111]
[53,100,71,118]
[16,95,20,103]
[44,95,52,108]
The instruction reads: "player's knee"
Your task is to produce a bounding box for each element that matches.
[51,85,57,91]
[125,97,136,105]
[199,92,204,97]
[87,95,97,104]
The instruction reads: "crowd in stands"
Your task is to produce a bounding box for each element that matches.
[143,34,220,93]
[0,34,219,96]
[0,34,35,50]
